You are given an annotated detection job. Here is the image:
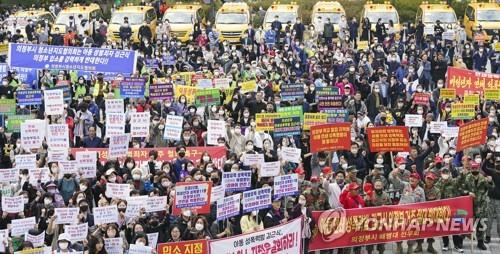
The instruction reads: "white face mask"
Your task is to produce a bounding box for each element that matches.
[444,157,451,164]
[298,199,306,206]
[58,242,69,250]
[80,184,87,192]
[194,175,202,181]
[136,241,145,246]
[341,163,348,169]
[319,161,326,166]
[187,166,195,172]
[441,174,450,180]
[437,83,443,88]
[108,176,116,183]
[206,167,213,173]
[132,174,141,180]
[183,210,192,217]
[44,199,52,205]
[203,156,210,162]
[195,223,204,231]
[398,164,405,170]
[449,150,456,156]
[475,158,482,164]
[127,162,134,169]
[417,88,423,93]
[246,145,253,151]
[376,158,384,164]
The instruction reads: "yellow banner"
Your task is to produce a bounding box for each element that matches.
[255,113,280,132]
[173,72,195,86]
[0,44,7,55]
[174,85,198,104]
[223,87,236,104]
[463,94,479,105]
[440,88,456,100]
[240,80,257,94]
[451,103,476,120]
[485,89,500,101]
[303,113,328,131]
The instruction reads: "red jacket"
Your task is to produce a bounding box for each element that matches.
[340,190,366,209]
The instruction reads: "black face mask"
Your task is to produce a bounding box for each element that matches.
[64,174,72,179]
[380,117,387,122]
[375,189,383,195]
[118,208,126,213]
[80,205,89,212]
[471,171,480,175]
[178,151,185,158]
[211,178,219,184]
[150,220,159,227]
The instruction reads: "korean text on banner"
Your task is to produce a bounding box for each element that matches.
[309,196,473,251]
[174,85,197,104]
[105,183,131,200]
[260,161,281,177]
[456,118,489,152]
[47,124,69,149]
[243,153,264,166]
[105,99,124,114]
[242,187,272,213]
[366,126,411,152]
[413,93,430,106]
[65,223,88,242]
[157,240,207,254]
[255,113,279,132]
[174,181,212,209]
[281,83,304,101]
[164,115,184,141]
[11,217,36,236]
[485,89,500,100]
[281,147,301,163]
[93,205,119,225]
[106,113,126,136]
[130,112,151,138]
[240,80,257,93]
[108,134,130,158]
[404,114,423,127]
[439,88,456,100]
[75,151,97,178]
[194,88,220,107]
[216,193,241,220]
[210,217,302,253]
[8,43,137,73]
[1,196,24,213]
[451,103,476,120]
[15,154,37,169]
[54,208,79,224]
[310,123,351,153]
[149,83,174,100]
[105,237,124,254]
[278,105,304,123]
[207,120,226,145]
[303,113,328,131]
[273,117,301,138]
[120,78,145,98]
[0,99,15,114]
[222,171,252,192]
[446,66,500,96]
[16,90,43,105]
[0,168,19,183]
[172,181,212,216]
[43,89,64,115]
[273,174,299,200]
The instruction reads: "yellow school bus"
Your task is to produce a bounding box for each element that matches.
[215,2,251,43]
[163,4,203,43]
[263,2,300,31]
[310,1,345,34]
[4,9,55,37]
[360,1,400,35]
[109,4,158,43]
[464,0,500,41]
[52,3,102,35]
[416,2,458,36]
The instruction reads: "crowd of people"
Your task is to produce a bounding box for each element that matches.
[0,1,499,254]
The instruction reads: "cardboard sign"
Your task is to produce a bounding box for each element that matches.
[456,118,489,152]
[43,89,64,115]
[240,80,257,93]
[48,149,68,163]
[28,168,50,185]
[105,237,124,254]
[93,205,119,225]
[0,168,19,183]
[243,153,264,166]
[58,161,78,177]
[20,119,45,149]
[145,196,168,213]
[108,134,130,158]
[125,196,148,218]
[439,88,456,100]
[65,223,88,242]
[174,182,212,209]
[260,161,281,177]
[404,114,423,127]
[105,99,124,114]
[1,196,24,213]
[106,113,126,136]
[216,193,241,220]
[310,123,351,153]
[366,126,411,152]
[210,185,225,204]
[442,126,460,138]
[105,183,131,200]
[222,171,252,192]
[75,151,97,178]
[207,120,226,145]
[281,147,301,163]
[242,187,272,213]
[303,113,328,131]
[164,115,184,141]
[47,124,69,149]
[130,112,150,138]
[451,103,475,120]
[54,207,79,224]
[430,121,448,134]
[25,231,45,247]
[15,154,36,169]
[11,217,36,236]
[273,174,299,200]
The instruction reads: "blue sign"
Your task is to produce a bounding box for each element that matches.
[145,58,159,69]
[8,43,137,74]
[120,78,145,98]
[16,90,43,105]
[46,85,71,102]
[0,64,7,78]
[11,67,39,89]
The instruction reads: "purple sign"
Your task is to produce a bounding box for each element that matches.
[149,83,174,100]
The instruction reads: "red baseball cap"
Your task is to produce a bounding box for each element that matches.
[348,182,360,191]
[310,176,319,183]
[395,156,406,165]
[322,167,332,175]
[410,173,421,180]
[425,172,437,181]
[294,167,305,175]
[470,162,480,169]
[434,156,443,164]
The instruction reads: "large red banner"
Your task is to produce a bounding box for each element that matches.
[456,118,489,152]
[157,239,208,254]
[310,123,351,153]
[446,66,500,96]
[70,147,227,168]
[310,196,473,251]
[366,126,410,152]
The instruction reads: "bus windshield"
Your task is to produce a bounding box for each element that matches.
[164,12,194,24]
[365,11,399,24]
[216,13,248,24]
[110,12,144,25]
[423,12,456,23]
[264,11,298,24]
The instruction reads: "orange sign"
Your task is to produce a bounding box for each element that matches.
[456,118,489,152]
[157,240,208,254]
[310,123,351,153]
[366,126,410,152]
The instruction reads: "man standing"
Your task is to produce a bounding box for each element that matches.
[323,18,334,45]
[415,173,440,254]
[365,179,391,254]
[437,167,464,252]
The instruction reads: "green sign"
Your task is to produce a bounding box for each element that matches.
[194,88,220,107]
[6,115,35,132]
[0,99,16,114]
[277,105,303,123]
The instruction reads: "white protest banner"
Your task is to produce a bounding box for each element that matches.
[145,196,168,213]
[210,185,225,204]
[216,193,241,221]
[105,237,124,254]
[48,149,68,162]
[28,168,50,185]
[54,208,79,224]
[210,217,302,253]
[129,244,152,254]
[93,205,119,225]
[443,126,460,138]
[47,124,69,149]
[164,114,184,140]
[105,99,124,114]
[430,121,448,134]
[105,183,131,200]
[25,231,45,247]
[273,174,299,200]
[243,153,264,166]
[64,223,88,242]
[207,120,226,145]
[75,151,97,178]
[424,26,434,35]
[260,161,281,177]
[213,78,230,89]
[15,154,36,169]
[0,168,19,183]
[108,134,130,158]
[130,112,150,138]
[281,147,302,163]
[197,79,213,89]
[0,229,8,252]
[106,113,126,136]
[125,196,148,218]
[1,196,24,213]
[11,216,36,236]
[222,171,252,192]
[44,89,64,115]
[404,114,423,127]
[20,119,45,149]
[242,187,272,213]
[147,232,159,248]
[443,30,455,41]
[174,182,211,209]
[58,160,78,177]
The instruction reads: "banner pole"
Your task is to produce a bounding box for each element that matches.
[390,151,395,170]
[470,232,474,254]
